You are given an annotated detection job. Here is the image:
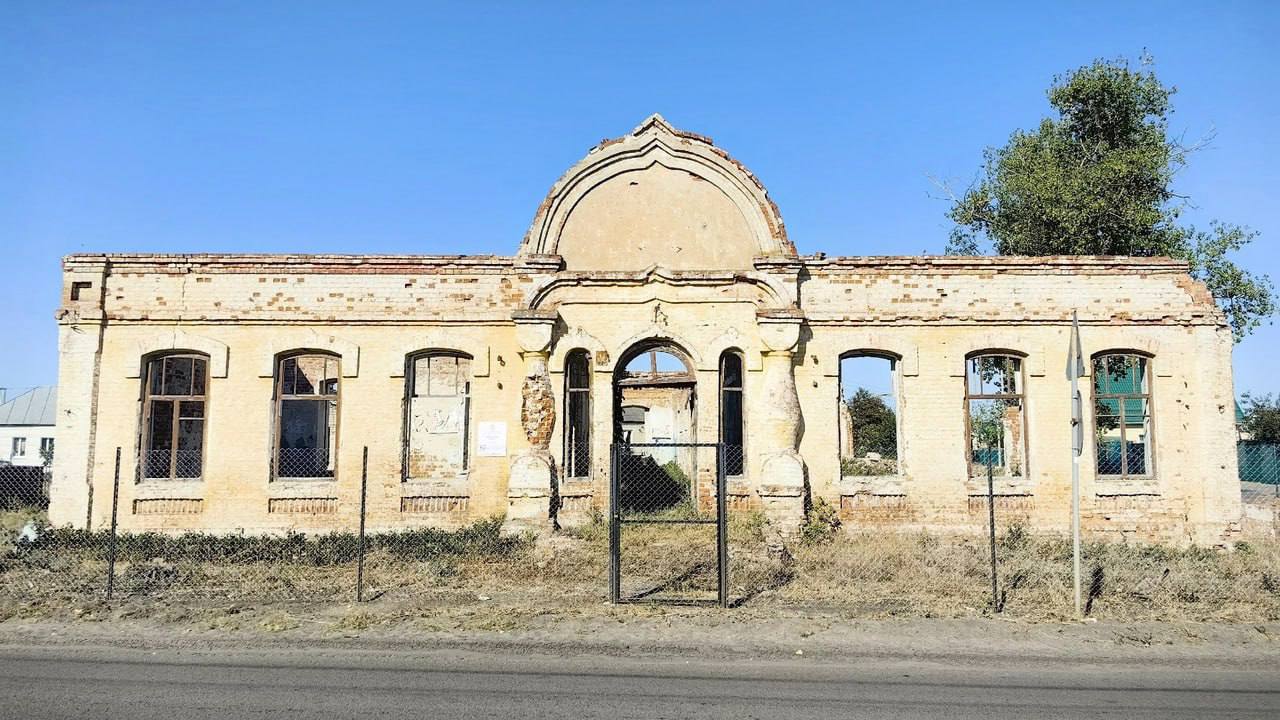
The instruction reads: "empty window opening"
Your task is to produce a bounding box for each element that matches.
[719,351,744,476]
[274,353,339,480]
[142,353,208,480]
[839,354,899,477]
[404,352,471,481]
[624,349,690,375]
[564,350,591,479]
[1093,353,1153,478]
[70,281,92,301]
[965,354,1027,480]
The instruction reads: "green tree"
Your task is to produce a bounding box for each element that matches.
[1240,393,1280,443]
[845,388,897,459]
[946,56,1275,341]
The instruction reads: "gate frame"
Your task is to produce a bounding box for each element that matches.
[609,441,729,607]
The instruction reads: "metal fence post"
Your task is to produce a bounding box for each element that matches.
[608,444,620,604]
[105,447,122,601]
[986,459,1000,613]
[356,446,368,603]
[716,443,729,608]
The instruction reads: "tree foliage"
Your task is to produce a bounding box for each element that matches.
[947,56,1275,340]
[1240,393,1280,444]
[845,388,897,459]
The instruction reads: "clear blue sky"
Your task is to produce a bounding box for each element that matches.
[2,1,1277,397]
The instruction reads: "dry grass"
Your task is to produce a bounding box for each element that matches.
[2,513,1278,624]
[746,525,1280,622]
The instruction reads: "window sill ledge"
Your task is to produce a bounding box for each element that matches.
[402,477,469,496]
[559,480,594,496]
[966,476,1035,497]
[270,480,338,498]
[135,480,203,499]
[840,475,906,496]
[1093,476,1160,496]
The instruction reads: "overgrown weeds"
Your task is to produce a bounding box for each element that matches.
[2,511,1278,623]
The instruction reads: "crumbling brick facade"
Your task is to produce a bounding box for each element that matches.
[48,115,1242,544]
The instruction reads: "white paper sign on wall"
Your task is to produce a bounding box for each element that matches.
[476,421,507,457]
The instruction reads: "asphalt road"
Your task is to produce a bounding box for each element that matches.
[1,644,1277,719]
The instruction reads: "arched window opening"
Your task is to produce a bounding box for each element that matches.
[564,350,591,479]
[274,352,340,480]
[964,353,1027,480]
[839,353,899,477]
[141,353,209,480]
[404,352,472,481]
[719,351,745,476]
[1092,353,1153,478]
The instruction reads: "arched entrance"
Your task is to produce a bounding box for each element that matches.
[612,340,698,477]
[609,339,727,606]
[613,341,697,440]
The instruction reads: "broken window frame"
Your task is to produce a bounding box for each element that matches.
[563,349,592,480]
[271,351,340,481]
[837,351,903,477]
[139,352,209,481]
[963,352,1028,481]
[718,350,745,477]
[402,350,472,482]
[1091,352,1155,479]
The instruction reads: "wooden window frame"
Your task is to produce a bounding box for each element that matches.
[139,352,210,481]
[1091,352,1155,479]
[718,350,745,477]
[563,349,592,479]
[963,352,1029,480]
[272,352,341,482]
[402,351,472,482]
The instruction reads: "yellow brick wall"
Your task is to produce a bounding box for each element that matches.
[49,254,1241,544]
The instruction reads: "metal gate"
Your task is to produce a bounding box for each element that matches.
[609,442,728,606]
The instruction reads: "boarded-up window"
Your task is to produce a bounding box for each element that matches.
[965,354,1027,480]
[141,353,208,480]
[405,353,471,480]
[274,353,339,479]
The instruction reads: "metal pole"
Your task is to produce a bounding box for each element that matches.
[987,458,999,613]
[356,446,368,603]
[105,447,122,601]
[716,444,729,608]
[1070,311,1084,618]
[1071,383,1083,617]
[608,444,620,604]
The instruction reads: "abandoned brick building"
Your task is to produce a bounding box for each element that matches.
[48,115,1242,543]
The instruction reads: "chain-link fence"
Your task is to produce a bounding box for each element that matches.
[1240,442,1280,503]
[611,443,725,605]
[2,445,1278,622]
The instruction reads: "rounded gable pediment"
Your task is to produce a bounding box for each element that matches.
[520,115,793,271]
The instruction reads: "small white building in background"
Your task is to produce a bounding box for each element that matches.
[0,387,57,467]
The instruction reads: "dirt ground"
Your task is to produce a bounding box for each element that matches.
[1,599,1278,667]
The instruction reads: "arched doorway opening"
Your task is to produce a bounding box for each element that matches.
[612,340,698,504]
[609,339,727,605]
[613,341,697,443]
